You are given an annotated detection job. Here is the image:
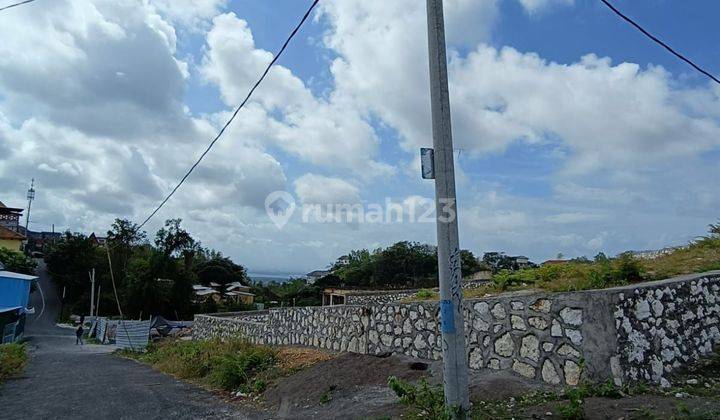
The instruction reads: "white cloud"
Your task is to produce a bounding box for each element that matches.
[150,0,228,31]
[294,174,361,205]
[1,0,718,274]
[518,0,574,14]
[200,13,392,175]
[317,1,720,175]
[0,0,287,238]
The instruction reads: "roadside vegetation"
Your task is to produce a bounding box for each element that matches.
[249,243,483,307]
[123,339,334,396]
[449,220,720,300]
[123,339,277,393]
[388,352,720,419]
[0,247,37,275]
[44,218,254,320]
[0,343,28,383]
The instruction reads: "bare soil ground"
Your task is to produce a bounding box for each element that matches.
[253,349,720,419]
[262,352,429,419]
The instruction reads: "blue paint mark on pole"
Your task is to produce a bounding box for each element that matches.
[440,299,455,333]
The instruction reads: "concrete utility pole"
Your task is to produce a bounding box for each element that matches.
[89,269,96,318]
[25,178,35,233]
[425,0,470,413]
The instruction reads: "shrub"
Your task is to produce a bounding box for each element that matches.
[0,248,37,275]
[135,339,277,392]
[208,347,276,391]
[0,343,28,382]
[388,376,453,419]
[414,289,437,300]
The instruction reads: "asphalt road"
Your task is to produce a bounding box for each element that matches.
[0,262,251,420]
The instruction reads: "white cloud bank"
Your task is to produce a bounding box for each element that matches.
[0,0,718,272]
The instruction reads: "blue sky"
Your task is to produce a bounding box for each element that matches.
[0,0,718,272]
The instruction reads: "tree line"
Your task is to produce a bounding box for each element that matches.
[44,218,251,320]
[10,219,490,317]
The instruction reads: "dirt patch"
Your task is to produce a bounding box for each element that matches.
[263,352,429,419]
[275,347,336,373]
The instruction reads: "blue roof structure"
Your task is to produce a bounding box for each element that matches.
[0,270,38,309]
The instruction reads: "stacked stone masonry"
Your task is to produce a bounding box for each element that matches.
[194,271,720,387]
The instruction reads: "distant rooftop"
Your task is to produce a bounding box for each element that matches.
[0,225,25,240]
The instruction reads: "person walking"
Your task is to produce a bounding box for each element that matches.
[76,324,84,345]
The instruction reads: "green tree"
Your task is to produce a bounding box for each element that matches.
[45,233,105,315]
[195,257,248,288]
[0,248,37,275]
[106,218,147,285]
[460,249,481,277]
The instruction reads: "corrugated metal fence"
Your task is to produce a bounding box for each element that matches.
[114,320,151,351]
[95,317,110,344]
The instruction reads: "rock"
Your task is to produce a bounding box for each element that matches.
[510,301,524,311]
[651,300,664,317]
[512,360,536,378]
[557,344,580,358]
[520,335,540,361]
[414,334,427,350]
[403,319,412,334]
[634,300,651,320]
[660,378,671,389]
[565,329,583,345]
[560,308,583,326]
[402,337,412,348]
[473,317,490,332]
[474,302,490,315]
[675,392,689,398]
[369,330,379,345]
[493,324,503,333]
[511,315,527,331]
[488,358,500,370]
[542,342,554,352]
[528,317,548,330]
[542,360,561,384]
[469,348,483,369]
[686,379,699,385]
[530,299,551,313]
[564,360,581,386]
[494,332,515,357]
[551,319,563,337]
[491,303,507,319]
[380,334,393,346]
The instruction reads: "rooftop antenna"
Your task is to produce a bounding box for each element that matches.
[25,178,35,233]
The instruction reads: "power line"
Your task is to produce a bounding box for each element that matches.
[0,0,36,12]
[599,0,720,86]
[137,0,320,230]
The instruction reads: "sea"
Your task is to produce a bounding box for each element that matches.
[248,272,306,284]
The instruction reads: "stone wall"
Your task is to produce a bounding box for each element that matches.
[611,273,720,387]
[345,290,420,306]
[194,271,720,387]
[365,295,588,386]
[195,305,368,353]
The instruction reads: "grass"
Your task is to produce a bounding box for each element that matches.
[388,376,452,419]
[387,373,720,420]
[410,222,720,302]
[123,339,277,393]
[642,237,720,280]
[415,228,720,302]
[0,343,28,382]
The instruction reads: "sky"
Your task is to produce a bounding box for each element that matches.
[0,0,719,274]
